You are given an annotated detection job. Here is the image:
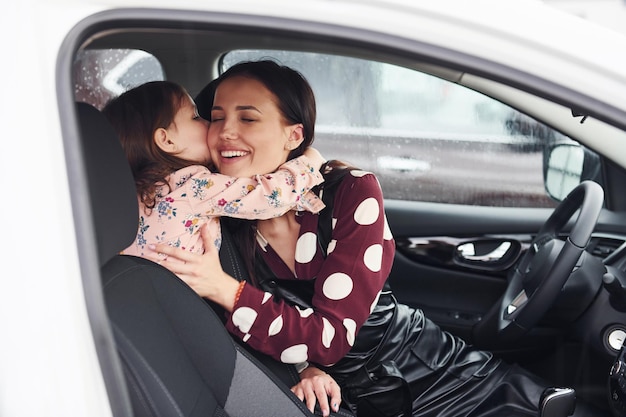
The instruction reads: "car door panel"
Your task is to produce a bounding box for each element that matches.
[383,200,553,342]
[390,251,507,341]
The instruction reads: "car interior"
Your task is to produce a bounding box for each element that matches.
[60,8,626,417]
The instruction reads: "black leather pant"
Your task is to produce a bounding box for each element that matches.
[327,300,608,417]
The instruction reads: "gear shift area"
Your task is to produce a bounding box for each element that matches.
[539,387,576,417]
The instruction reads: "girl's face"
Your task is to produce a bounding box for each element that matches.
[207,76,303,177]
[164,95,211,165]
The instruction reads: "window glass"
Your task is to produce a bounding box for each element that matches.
[222,50,585,208]
[73,49,165,110]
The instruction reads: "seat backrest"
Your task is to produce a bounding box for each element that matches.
[76,101,316,417]
[77,101,138,267]
[102,255,315,417]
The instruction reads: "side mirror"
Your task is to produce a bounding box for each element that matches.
[543,143,602,202]
[544,144,584,200]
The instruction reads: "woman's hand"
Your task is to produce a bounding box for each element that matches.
[147,222,240,311]
[291,366,341,416]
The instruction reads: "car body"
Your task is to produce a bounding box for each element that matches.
[3,0,626,416]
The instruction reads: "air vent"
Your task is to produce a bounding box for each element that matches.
[588,237,625,259]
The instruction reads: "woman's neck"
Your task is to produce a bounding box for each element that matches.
[257,211,300,275]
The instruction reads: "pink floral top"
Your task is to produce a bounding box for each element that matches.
[225,170,395,367]
[123,156,325,257]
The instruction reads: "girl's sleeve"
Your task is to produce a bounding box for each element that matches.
[224,172,395,366]
[187,155,325,219]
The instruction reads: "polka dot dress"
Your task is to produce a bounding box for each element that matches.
[225,171,395,366]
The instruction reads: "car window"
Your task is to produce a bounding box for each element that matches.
[74,49,165,110]
[221,50,594,208]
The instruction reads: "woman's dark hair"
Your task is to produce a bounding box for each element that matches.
[205,60,354,283]
[210,60,317,159]
[102,80,196,210]
[194,77,219,121]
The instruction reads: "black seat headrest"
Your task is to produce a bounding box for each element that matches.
[76,102,138,266]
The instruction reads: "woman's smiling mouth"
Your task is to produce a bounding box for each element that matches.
[220,150,250,158]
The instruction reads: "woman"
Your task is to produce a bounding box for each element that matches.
[152,61,606,417]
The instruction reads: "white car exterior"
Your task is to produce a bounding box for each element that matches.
[2,1,626,416]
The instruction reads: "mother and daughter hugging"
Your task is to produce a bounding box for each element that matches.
[102,60,605,417]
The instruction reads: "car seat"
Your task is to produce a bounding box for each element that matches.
[76,101,318,417]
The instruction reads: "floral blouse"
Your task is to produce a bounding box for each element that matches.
[123,155,325,257]
[225,170,395,367]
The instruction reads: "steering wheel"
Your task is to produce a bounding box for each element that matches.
[497,180,604,341]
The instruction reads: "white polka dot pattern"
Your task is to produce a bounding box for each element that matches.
[364,244,383,272]
[322,273,354,300]
[322,318,336,348]
[370,291,382,314]
[296,306,314,318]
[295,232,317,263]
[383,215,393,240]
[281,344,308,364]
[354,198,379,225]
[232,306,257,333]
[350,170,371,177]
[268,315,283,336]
[343,318,357,346]
[225,170,396,368]
[327,239,337,255]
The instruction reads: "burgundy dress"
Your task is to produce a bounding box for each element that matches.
[224,168,604,417]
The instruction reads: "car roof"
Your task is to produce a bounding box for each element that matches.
[66,0,626,167]
[72,0,626,106]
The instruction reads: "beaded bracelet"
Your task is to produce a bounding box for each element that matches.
[234,280,246,306]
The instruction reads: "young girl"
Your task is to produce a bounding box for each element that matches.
[102,80,326,259]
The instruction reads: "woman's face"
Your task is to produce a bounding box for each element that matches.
[207,76,301,177]
[165,95,211,165]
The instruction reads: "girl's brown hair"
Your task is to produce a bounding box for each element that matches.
[103,81,196,210]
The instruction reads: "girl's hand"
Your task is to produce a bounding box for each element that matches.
[291,366,341,416]
[147,223,240,310]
